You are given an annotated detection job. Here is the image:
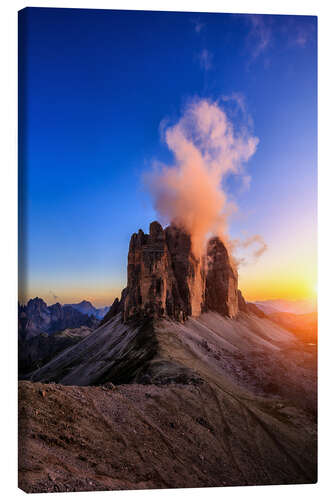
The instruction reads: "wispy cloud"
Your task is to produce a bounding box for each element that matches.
[190,17,212,72]
[243,235,268,259]
[221,92,255,134]
[221,92,256,192]
[191,17,205,34]
[198,49,213,71]
[243,14,316,68]
[232,234,268,266]
[222,92,246,114]
[247,15,272,62]
[291,20,316,48]
[49,290,59,302]
[295,33,307,48]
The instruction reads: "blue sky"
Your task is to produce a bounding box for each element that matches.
[18,8,317,306]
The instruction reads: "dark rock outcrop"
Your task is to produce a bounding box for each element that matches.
[237,290,248,312]
[205,237,238,317]
[99,287,128,326]
[246,302,267,318]
[237,290,267,318]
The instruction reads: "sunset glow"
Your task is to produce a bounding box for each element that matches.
[19,10,317,308]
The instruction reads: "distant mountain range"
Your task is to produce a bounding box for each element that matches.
[65,300,109,320]
[18,297,110,375]
[252,299,317,344]
[267,311,317,344]
[18,297,107,341]
[254,299,316,315]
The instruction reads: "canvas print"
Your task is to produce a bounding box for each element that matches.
[18,7,317,493]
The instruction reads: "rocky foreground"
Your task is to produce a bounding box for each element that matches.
[19,376,316,493]
[19,312,317,492]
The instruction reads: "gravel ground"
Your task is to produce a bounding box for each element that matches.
[18,378,317,493]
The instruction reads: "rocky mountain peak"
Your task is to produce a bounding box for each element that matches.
[122,221,239,322]
[78,300,93,307]
[205,237,238,317]
[26,297,48,314]
[124,221,181,321]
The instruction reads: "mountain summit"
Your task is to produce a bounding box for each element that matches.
[105,221,239,324]
[65,300,109,320]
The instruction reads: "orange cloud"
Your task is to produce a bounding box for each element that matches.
[145,98,259,257]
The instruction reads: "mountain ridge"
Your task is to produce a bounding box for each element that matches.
[19,297,98,341]
[65,300,109,320]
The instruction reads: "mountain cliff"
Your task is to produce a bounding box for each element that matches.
[112,221,239,323]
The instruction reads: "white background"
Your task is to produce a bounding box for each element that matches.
[0,0,332,499]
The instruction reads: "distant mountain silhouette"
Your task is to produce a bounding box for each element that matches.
[18,297,98,341]
[65,300,109,319]
[254,299,316,315]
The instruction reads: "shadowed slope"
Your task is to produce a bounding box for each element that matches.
[28,314,157,385]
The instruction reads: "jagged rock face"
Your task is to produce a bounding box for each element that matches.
[124,222,189,321]
[205,237,239,318]
[237,290,248,312]
[237,290,267,318]
[165,225,205,317]
[100,287,128,326]
[123,221,239,321]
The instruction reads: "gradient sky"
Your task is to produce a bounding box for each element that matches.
[18,8,317,307]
